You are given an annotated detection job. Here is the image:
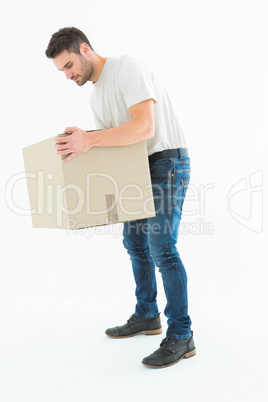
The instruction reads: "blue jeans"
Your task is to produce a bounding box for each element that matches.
[123,155,192,339]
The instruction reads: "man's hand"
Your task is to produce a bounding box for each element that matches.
[54,99,155,163]
[55,127,92,163]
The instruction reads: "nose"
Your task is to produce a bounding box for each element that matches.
[65,70,72,80]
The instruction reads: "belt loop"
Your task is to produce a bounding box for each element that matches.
[178,148,181,159]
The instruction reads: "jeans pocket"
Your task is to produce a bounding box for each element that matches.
[174,157,191,173]
[179,177,190,209]
[181,177,190,188]
[150,158,173,177]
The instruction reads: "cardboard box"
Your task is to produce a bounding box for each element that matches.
[22,135,155,229]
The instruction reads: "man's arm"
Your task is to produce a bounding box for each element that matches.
[55,98,155,163]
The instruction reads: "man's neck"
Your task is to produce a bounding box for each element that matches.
[91,53,108,83]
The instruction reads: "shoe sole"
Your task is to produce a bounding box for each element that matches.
[105,327,162,339]
[142,348,196,368]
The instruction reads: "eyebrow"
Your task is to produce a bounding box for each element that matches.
[59,61,72,71]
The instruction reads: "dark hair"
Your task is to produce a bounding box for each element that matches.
[45,27,94,58]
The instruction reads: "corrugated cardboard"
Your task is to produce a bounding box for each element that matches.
[22,135,155,229]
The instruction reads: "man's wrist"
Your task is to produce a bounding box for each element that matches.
[86,129,102,148]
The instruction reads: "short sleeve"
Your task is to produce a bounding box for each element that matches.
[118,58,157,109]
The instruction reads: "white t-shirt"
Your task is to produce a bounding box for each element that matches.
[90,55,186,156]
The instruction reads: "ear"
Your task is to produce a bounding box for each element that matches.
[80,43,91,56]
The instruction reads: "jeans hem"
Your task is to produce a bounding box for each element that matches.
[166,332,192,340]
[135,312,160,319]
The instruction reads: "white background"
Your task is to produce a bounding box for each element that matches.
[1,0,267,401]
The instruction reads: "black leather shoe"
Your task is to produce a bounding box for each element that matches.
[105,313,162,338]
[142,331,196,368]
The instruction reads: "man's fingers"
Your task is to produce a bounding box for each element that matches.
[55,127,76,144]
[55,136,69,144]
[54,127,82,163]
[64,126,77,133]
[57,148,69,155]
[62,152,77,163]
[56,142,71,151]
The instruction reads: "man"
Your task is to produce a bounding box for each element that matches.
[45,27,196,368]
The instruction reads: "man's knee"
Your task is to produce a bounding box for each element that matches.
[149,242,178,268]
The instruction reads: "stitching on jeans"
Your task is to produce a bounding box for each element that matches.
[137,222,153,307]
[175,169,190,173]
[168,177,186,293]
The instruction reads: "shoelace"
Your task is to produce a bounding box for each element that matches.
[127,314,139,326]
[160,337,180,354]
[160,337,179,347]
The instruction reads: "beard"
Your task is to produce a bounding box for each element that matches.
[73,57,93,86]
